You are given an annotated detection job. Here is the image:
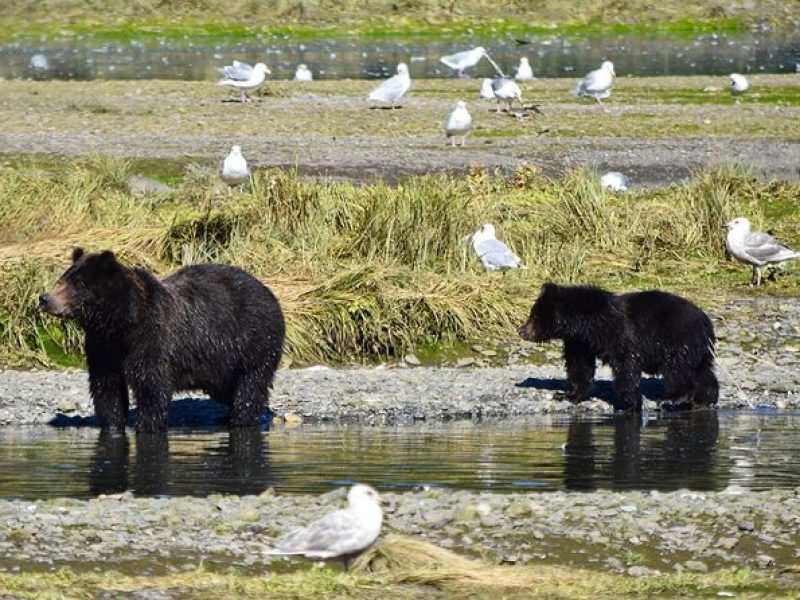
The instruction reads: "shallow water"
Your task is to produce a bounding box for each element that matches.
[0,410,798,499]
[1,31,798,81]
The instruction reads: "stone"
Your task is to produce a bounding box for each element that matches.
[404,354,421,366]
[56,399,77,413]
[737,520,755,532]
[756,554,775,568]
[455,358,476,368]
[684,560,709,573]
[717,537,739,550]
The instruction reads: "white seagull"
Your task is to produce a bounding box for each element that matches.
[218,61,270,103]
[368,63,411,108]
[515,57,534,81]
[479,78,495,100]
[725,217,800,286]
[265,484,384,562]
[729,73,749,95]
[440,46,487,77]
[221,145,249,186]
[575,60,615,104]
[600,171,630,192]
[470,223,523,271]
[294,64,313,82]
[445,100,472,147]
[491,77,522,112]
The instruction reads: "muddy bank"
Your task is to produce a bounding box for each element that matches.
[1,297,799,426]
[0,76,797,185]
[1,486,798,576]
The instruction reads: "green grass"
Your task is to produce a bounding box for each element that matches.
[0,0,795,43]
[0,536,796,598]
[1,157,798,368]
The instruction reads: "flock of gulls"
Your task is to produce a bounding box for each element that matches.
[215,49,795,286]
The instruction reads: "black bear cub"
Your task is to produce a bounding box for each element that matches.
[518,283,718,411]
[41,248,285,431]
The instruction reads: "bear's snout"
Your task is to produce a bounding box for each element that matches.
[518,321,535,341]
[39,293,53,312]
[39,286,71,317]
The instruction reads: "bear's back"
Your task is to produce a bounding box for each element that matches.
[619,290,714,344]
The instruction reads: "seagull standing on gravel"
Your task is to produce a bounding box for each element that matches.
[491,77,522,112]
[221,145,249,186]
[368,63,411,108]
[515,57,534,80]
[470,223,523,271]
[265,484,384,563]
[445,101,472,147]
[217,61,270,103]
[729,73,749,95]
[725,217,800,286]
[440,46,487,77]
[600,171,630,192]
[575,60,615,104]
[294,64,313,82]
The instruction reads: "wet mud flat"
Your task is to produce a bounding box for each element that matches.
[0,75,797,185]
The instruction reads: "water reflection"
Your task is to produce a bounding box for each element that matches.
[0,32,797,81]
[564,411,722,491]
[89,428,273,497]
[0,410,798,499]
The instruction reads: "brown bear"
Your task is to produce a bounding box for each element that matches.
[40,248,285,431]
[518,283,718,411]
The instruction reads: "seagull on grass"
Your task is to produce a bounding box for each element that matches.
[725,217,800,286]
[217,61,270,103]
[368,63,411,108]
[515,57,534,81]
[470,223,523,272]
[729,73,749,95]
[294,64,313,82]
[575,61,615,104]
[600,171,630,192]
[445,101,472,147]
[491,77,522,112]
[221,145,249,186]
[265,484,384,564]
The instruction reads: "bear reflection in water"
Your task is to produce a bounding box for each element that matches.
[89,428,273,497]
[563,411,722,491]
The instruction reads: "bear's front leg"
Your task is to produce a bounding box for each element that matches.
[126,367,173,432]
[610,352,642,412]
[87,342,129,430]
[562,339,596,403]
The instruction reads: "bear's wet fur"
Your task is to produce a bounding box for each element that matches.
[518,283,718,411]
[41,248,285,431]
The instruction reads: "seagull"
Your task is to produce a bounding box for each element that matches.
[440,46,487,77]
[294,64,313,82]
[217,61,270,103]
[29,53,49,71]
[729,73,749,95]
[479,78,495,100]
[600,171,630,192]
[575,60,615,104]
[445,101,472,147]
[491,77,522,112]
[725,217,800,286]
[368,63,411,108]
[515,57,534,81]
[470,223,523,271]
[265,484,384,563]
[221,145,249,186]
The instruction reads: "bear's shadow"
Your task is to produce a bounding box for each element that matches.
[49,397,273,428]
[516,376,667,403]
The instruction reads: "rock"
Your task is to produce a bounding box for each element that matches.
[717,537,739,550]
[504,500,532,518]
[455,358,475,368]
[627,566,652,577]
[756,554,775,568]
[238,508,262,523]
[738,520,755,532]
[684,560,709,573]
[283,412,303,426]
[127,175,171,198]
[454,504,479,522]
[56,399,77,413]
[404,354,421,366]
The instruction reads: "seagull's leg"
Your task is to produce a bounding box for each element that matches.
[495,101,502,113]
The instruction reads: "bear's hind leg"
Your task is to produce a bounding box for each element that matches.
[610,355,642,412]
[563,339,596,403]
[691,364,719,407]
[229,369,270,428]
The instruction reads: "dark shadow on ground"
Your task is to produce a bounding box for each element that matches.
[516,376,668,402]
[49,397,273,428]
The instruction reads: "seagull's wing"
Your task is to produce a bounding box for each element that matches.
[221,60,254,81]
[368,74,409,103]
[440,49,472,69]
[576,68,604,94]
[476,238,521,269]
[271,509,367,558]
[743,231,800,263]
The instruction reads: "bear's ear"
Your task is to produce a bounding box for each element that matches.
[540,282,559,297]
[97,250,119,272]
[71,247,84,263]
